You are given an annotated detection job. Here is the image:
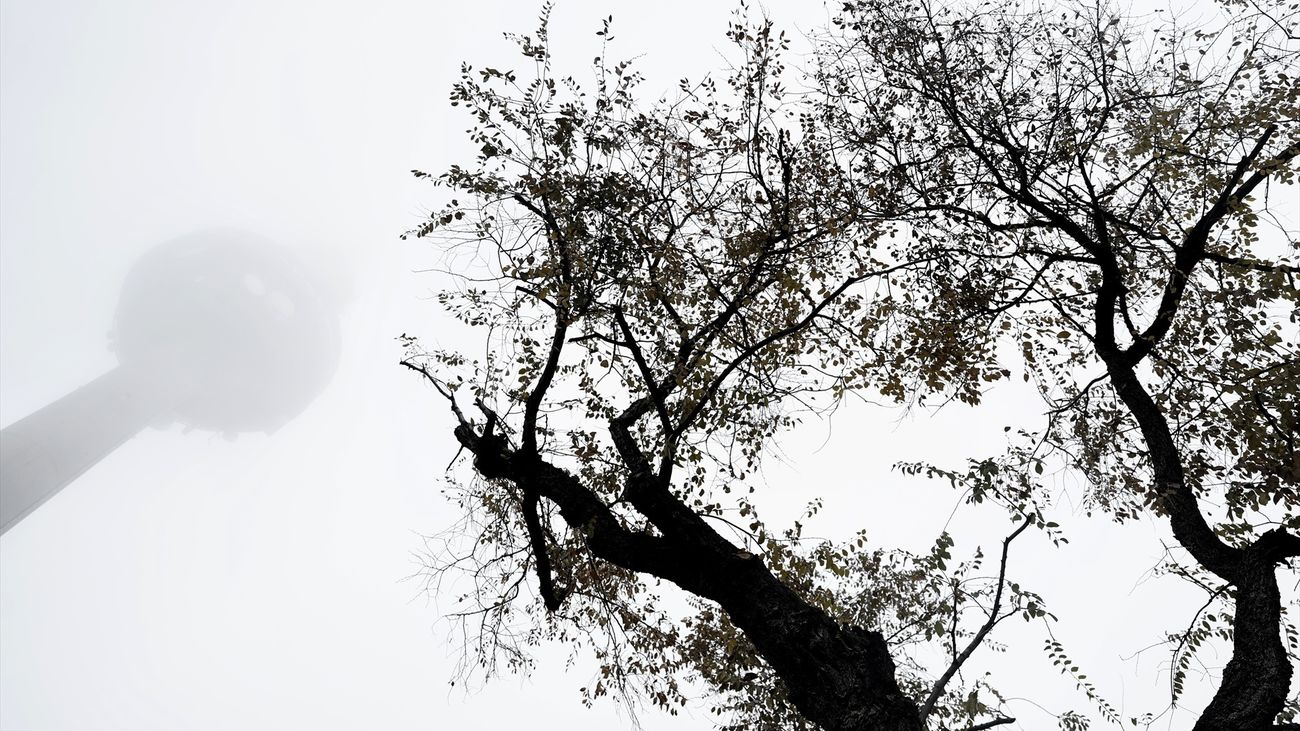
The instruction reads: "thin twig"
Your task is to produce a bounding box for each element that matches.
[920,515,1034,721]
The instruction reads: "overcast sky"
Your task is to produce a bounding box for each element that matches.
[0,0,1289,729]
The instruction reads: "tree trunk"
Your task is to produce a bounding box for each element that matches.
[1106,366,1297,729]
[1194,536,1296,731]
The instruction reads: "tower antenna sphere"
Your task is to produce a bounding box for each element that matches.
[0,231,340,534]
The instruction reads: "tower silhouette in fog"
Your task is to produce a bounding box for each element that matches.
[0,231,340,534]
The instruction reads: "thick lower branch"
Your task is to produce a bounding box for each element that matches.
[454,423,923,730]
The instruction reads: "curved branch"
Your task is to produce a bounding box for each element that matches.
[522,489,567,612]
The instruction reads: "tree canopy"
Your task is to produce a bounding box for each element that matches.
[402,1,1299,729]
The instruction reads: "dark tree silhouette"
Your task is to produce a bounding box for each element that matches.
[816,1,1298,727]
[403,2,1298,728]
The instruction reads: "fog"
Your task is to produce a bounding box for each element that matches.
[1,231,339,532]
[0,0,1288,729]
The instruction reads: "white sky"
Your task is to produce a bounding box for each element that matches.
[0,0,1288,729]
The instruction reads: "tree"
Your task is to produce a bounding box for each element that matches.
[814,1,1299,727]
[402,2,1298,729]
